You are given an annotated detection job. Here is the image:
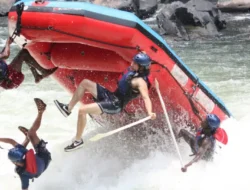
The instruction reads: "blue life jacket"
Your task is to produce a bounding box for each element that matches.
[0,59,8,81]
[115,67,151,108]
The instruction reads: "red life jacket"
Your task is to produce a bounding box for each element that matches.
[25,149,37,174]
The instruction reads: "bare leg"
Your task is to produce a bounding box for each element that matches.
[68,79,98,112]
[9,49,57,83]
[21,49,58,82]
[178,129,196,153]
[18,126,30,148]
[75,103,102,141]
[27,98,46,147]
[21,49,47,71]
[8,49,27,72]
[29,67,43,83]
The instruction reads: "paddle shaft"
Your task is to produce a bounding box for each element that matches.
[89,116,151,142]
[105,116,151,136]
[155,79,184,167]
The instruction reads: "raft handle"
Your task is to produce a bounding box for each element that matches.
[150,46,158,52]
[48,26,54,30]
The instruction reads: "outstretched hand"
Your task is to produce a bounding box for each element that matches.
[154,78,159,90]
[7,37,13,44]
[149,112,156,120]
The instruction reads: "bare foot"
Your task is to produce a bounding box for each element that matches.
[34,98,47,112]
[18,126,29,136]
[35,75,43,84]
[42,67,58,78]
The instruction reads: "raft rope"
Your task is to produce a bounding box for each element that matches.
[1,2,24,54]
[8,2,24,42]
[21,25,138,50]
[151,60,205,122]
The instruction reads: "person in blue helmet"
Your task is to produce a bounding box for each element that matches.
[178,114,221,172]
[54,52,156,151]
[0,37,58,90]
[0,98,51,190]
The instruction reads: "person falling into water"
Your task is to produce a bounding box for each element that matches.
[177,114,224,172]
[54,52,156,152]
[0,37,58,90]
[0,98,52,190]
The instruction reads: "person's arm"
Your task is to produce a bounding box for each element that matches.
[0,37,12,59]
[181,138,212,172]
[19,174,29,190]
[132,78,156,120]
[0,138,18,147]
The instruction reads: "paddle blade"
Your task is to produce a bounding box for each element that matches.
[214,128,228,145]
[89,133,106,142]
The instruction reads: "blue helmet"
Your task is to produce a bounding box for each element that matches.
[133,52,151,69]
[0,60,8,81]
[206,114,220,131]
[8,147,27,163]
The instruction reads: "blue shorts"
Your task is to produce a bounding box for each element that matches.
[95,84,122,114]
[34,140,51,171]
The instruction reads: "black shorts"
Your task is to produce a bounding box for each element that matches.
[95,84,122,114]
[34,140,51,171]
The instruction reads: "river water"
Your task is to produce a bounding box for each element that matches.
[0,11,250,190]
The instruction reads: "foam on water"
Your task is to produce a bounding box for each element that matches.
[1,85,248,190]
[31,117,249,190]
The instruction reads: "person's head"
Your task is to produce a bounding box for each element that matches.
[202,114,221,136]
[0,59,8,83]
[8,147,26,167]
[131,52,151,75]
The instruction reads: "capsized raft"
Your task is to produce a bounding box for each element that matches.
[8,0,231,131]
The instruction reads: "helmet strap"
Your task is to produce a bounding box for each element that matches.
[138,66,149,76]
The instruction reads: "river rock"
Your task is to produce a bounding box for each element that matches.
[217,0,250,12]
[156,0,226,40]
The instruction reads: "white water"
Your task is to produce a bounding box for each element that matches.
[1,21,250,190]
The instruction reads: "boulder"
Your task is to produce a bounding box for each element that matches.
[134,0,158,19]
[91,0,157,19]
[217,0,250,12]
[156,0,226,40]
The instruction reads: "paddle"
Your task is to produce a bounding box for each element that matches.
[89,116,151,142]
[155,79,184,167]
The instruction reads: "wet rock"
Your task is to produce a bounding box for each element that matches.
[91,0,157,19]
[156,0,226,40]
[134,0,158,19]
[217,0,250,12]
